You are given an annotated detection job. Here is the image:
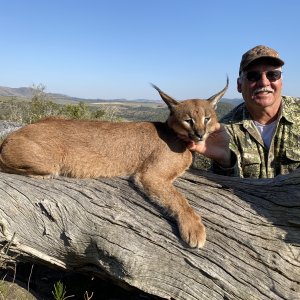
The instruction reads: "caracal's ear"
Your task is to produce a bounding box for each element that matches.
[151,83,179,110]
[207,76,229,109]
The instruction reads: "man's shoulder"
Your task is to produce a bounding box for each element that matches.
[220,102,246,124]
[282,95,300,106]
[282,95,300,123]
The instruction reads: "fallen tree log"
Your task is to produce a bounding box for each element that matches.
[0,169,299,300]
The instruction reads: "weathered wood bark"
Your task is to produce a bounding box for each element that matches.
[0,169,299,300]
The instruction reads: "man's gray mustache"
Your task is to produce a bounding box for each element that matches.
[253,87,274,94]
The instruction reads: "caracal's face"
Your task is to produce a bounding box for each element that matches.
[152,79,228,143]
[168,99,218,143]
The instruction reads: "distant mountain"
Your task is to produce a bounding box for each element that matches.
[0,86,36,98]
[0,86,243,105]
[221,98,243,106]
[0,86,155,103]
[0,86,84,104]
[0,86,70,99]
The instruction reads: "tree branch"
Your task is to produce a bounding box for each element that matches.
[0,169,299,300]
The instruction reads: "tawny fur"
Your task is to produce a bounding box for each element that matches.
[0,80,228,248]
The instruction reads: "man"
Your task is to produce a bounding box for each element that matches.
[189,45,300,178]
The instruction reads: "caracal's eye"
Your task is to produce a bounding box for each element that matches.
[204,116,211,124]
[184,118,195,127]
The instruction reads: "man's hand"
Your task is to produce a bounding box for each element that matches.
[185,123,232,168]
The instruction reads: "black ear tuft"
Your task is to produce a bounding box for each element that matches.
[150,83,179,110]
[207,76,229,109]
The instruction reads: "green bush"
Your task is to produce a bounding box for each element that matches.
[52,281,74,300]
[192,153,212,170]
[60,102,90,120]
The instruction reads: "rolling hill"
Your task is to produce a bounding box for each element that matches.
[0,85,243,106]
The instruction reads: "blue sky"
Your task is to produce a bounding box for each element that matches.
[1,0,300,100]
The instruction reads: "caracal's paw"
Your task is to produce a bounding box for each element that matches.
[178,215,206,248]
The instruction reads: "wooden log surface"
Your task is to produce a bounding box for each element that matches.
[0,168,299,300]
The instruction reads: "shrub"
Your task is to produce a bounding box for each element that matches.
[0,85,122,124]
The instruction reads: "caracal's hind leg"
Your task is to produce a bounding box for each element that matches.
[0,137,60,178]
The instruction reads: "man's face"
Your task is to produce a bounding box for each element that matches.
[237,62,283,111]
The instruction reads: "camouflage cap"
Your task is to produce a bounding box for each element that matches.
[239,45,284,74]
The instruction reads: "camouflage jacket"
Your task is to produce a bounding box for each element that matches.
[212,96,300,178]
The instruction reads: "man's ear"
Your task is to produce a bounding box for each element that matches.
[237,77,242,93]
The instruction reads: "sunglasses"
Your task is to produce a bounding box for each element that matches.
[244,70,282,82]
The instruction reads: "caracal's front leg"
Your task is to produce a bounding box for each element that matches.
[136,173,206,248]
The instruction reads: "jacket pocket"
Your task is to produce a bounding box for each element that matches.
[285,148,300,162]
[241,152,261,178]
[280,148,300,174]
